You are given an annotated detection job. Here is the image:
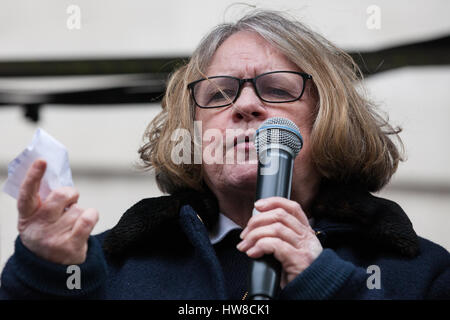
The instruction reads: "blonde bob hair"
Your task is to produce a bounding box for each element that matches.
[139,10,403,194]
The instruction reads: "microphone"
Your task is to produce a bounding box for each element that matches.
[248,117,303,300]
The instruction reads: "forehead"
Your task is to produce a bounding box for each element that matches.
[206,31,300,76]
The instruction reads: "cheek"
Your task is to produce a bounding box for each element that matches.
[296,134,312,165]
[292,105,316,135]
[195,109,226,135]
[194,109,207,128]
[292,116,315,169]
[291,126,319,190]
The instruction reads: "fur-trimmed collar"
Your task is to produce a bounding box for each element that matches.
[102,180,419,260]
[310,180,419,258]
[102,188,219,259]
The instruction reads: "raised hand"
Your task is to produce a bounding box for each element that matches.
[17,159,99,265]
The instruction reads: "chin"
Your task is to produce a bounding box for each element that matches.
[224,163,258,190]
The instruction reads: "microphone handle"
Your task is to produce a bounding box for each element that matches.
[248,148,294,300]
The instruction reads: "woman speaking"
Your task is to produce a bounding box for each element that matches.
[1,10,449,299]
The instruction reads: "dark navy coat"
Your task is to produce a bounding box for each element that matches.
[1,182,449,299]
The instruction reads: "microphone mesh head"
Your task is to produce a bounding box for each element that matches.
[255,117,303,158]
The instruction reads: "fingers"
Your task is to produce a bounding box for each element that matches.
[237,222,305,253]
[17,159,47,219]
[240,197,312,241]
[244,237,292,260]
[16,163,99,265]
[254,197,310,226]
[240,207,305,240]
[17,159,80,223]
[39,187,80,222]
[20,204,99,265]
[238,199,315,258]
[71,208,99,241]
[237,196,323,288]
[55,203,84,231]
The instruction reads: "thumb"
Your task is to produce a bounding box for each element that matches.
[17,159,47,219]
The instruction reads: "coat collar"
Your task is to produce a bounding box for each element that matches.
[102,180,420,260]
[102,188,219,259]
[310,180,420,257]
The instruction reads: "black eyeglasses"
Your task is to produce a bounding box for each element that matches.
[187,71,312,108]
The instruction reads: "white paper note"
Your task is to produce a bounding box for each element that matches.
[2,128,74,201]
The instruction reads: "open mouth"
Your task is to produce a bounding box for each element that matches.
[224,130,258,163]
[234,135,251,147]
[233,131,257,149]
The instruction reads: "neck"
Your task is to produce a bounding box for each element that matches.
[212,187,255,228]
[289,178,320,218]
[207,177,320,228]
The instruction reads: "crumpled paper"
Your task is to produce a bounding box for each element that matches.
[2,128,74,201]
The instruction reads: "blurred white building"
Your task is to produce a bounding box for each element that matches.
[0,0,449,274]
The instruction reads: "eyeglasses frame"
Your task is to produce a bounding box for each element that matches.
[187,70,312,109]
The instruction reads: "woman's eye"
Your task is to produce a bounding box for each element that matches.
[208,89,233,102]
[266,87,293,98]
[210,91,225,100]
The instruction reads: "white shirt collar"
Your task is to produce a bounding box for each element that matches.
[209,213,242,245]
[208,212,315,245]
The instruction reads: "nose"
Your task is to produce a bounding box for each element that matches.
[231,83,267,123]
